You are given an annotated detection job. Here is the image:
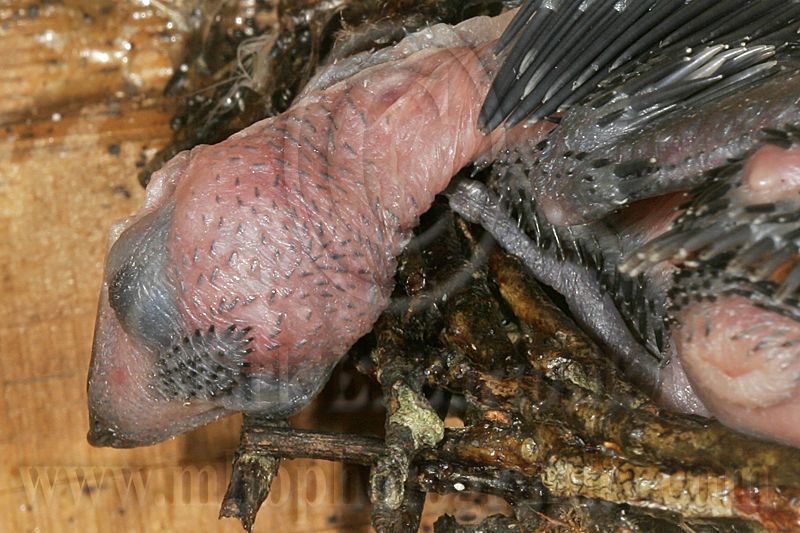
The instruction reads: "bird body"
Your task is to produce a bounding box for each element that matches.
[89,1,800,449]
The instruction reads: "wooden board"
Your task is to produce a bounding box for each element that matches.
[0,1,510,531]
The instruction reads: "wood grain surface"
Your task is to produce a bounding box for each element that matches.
[0,2,507,531]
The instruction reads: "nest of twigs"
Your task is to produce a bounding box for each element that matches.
[218,205,800,533]
[148,2,800,531]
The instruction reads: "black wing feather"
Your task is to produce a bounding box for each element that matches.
[481,0,800,131]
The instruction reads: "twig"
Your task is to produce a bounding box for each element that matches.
[220,416,285,532]
[240,423,385,464]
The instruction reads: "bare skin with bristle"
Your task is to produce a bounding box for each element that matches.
[88,10,548,447]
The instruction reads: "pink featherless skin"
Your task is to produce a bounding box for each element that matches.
[87,10,548,447]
